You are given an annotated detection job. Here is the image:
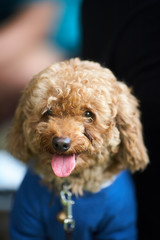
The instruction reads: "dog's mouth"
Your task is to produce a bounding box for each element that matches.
[51,154,76,177]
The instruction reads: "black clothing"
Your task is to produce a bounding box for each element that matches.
[82,1,160,239]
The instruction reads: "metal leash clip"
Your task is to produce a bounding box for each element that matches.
[60,184,75,232]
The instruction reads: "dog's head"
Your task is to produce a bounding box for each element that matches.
[7,58,149,182]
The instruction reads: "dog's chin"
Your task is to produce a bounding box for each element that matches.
[51,154,77,178]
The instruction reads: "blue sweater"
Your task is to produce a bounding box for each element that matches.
[10,170,137,240]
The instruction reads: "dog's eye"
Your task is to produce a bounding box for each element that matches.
[84,111,94,119]
[43,108,53,117]
[46,108,53,116]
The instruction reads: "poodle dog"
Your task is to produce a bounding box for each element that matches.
[8,58,148,240]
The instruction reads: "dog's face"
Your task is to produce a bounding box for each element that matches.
[8,59,148,185]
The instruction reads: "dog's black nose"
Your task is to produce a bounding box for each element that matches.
[52,137,71,153]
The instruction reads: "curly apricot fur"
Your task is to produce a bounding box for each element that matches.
[7,58,149,194]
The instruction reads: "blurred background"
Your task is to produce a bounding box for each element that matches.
[0,0,82,239]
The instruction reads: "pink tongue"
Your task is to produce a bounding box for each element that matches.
[51,154,76,177]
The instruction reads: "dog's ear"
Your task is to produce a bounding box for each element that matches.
[7,94,29,163]
[116,82,149,171]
